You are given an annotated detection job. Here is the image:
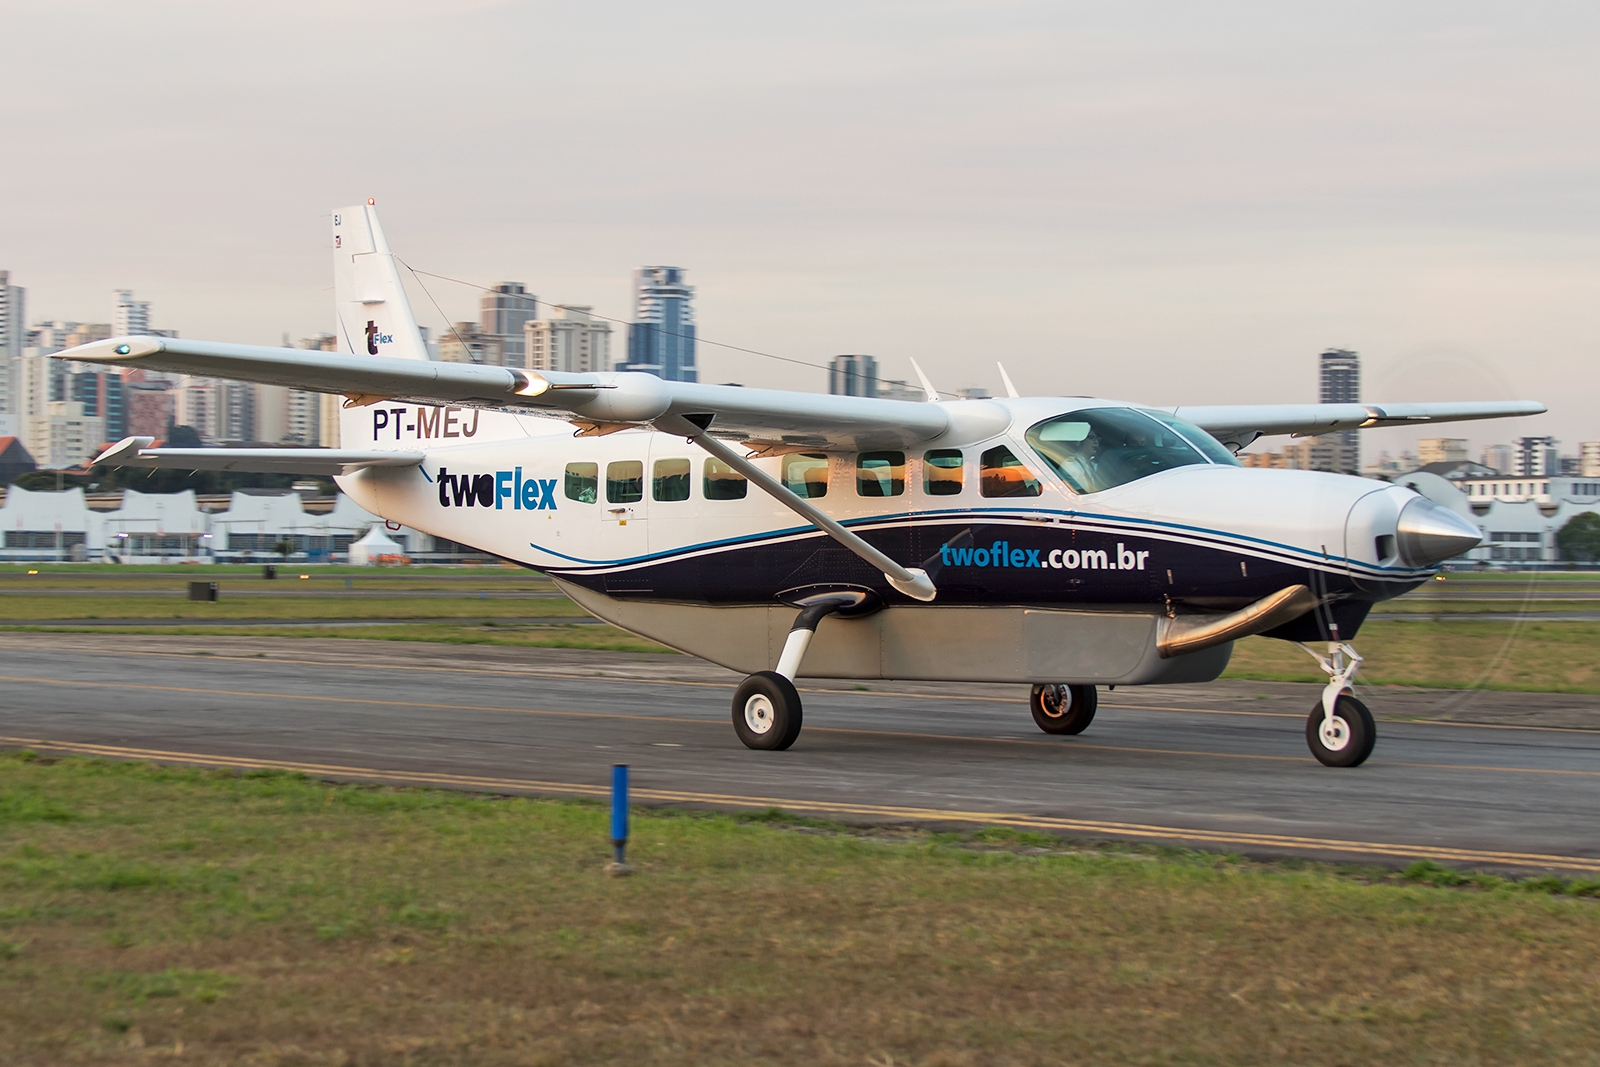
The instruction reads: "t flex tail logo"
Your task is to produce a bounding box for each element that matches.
[364,319,394,355]
[437,467,558,511]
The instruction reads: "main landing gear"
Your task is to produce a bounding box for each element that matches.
[1299,642,1375,767]
[731,593,865,751]
[1029,684,1098,735]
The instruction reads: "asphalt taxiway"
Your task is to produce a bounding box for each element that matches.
[2,633,1597,873]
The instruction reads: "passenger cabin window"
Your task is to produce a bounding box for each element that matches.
[979,446,1042,498]
[856,451,905,497]
[703,458,748,500]
[564,462,598,504]
[1024,407,1233,494]
[923,449,964,495]
[781,453,830,499]
[606,460,644,504]
[652,458,691,501]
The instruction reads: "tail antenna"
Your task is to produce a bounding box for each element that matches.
[997,362,1021,398]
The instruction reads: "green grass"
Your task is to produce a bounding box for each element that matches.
[3,752,1600,1064]
[0,621,674,653]
[1224,619,1600,693]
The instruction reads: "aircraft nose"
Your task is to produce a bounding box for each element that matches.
[1395,498,1482,568]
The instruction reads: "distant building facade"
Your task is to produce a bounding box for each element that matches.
[524,306,611,374]
[0,271,23,424]
[437,321,503,366]
[1417,437,1468,466]
[1582,442,1600,478]
[480,283,537,368]
[175,379,223,443]
[28,401,105,468]
[125,381,175,439]
[1514,436,1559,478]
[1316,348,1360,474]
[112,290,150,337]
[621,267,695,381]
[828,355,878,398]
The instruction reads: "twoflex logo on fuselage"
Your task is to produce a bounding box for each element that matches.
[940,540,1150,571]
[437,467,557,510]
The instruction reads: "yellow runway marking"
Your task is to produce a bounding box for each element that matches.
[3,734,1596,873]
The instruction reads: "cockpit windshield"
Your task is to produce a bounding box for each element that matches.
[1024,407,1239,494]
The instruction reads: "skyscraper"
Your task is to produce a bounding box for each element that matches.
[1317,348,1360,474]
[0,271,23,426]
[479,283,538,368]
[828,355,879,398]
[620,267,695,382]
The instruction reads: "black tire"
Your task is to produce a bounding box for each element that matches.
[1029,683,1098,735]
[732,671,803,751]
[1305,693,1375,767]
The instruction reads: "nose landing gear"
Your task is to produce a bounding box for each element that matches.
[1299,641,1375,767]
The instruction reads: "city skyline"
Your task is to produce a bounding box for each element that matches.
[0,2,1589,457]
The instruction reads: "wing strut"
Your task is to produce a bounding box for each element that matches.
[657,415,937,602]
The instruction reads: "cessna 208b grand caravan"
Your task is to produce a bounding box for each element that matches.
[63,202,1544,767]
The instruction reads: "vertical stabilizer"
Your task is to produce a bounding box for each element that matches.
[331,202,430,362]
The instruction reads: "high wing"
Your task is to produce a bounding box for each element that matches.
[61,334,953,452]
[62,335,1545,458]
[1170,401,1548,451]
[91,436,424,476]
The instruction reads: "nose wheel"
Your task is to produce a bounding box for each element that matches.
[1299,641,1375,767]
[1030,683,1098,735]
[1305,694,1375,767]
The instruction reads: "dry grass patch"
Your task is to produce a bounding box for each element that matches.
[3,754,1600,1064]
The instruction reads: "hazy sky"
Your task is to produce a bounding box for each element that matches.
[3,0,1596,456]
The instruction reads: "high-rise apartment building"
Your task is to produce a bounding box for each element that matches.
[0,271,24,423]
[1514,436,1559,478]
[1317,348,1360,474]
[828,355,878,398]
[113,290,151,337]
[480,283,537,368]
[28,401,105,468]
[524,306,612,374]
[620,267,695,382]
[175,380,223,444]
[222,380,256,443]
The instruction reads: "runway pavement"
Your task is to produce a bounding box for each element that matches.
[2,633,1597,873]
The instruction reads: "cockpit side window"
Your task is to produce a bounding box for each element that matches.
[1025,407,1218,494]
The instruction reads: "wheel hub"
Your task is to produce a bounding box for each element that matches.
[1318,715,1351,752]
[1039,684,1072,719]
[744,694,776,734]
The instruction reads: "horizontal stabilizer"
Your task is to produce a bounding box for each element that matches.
[93,437,424,476]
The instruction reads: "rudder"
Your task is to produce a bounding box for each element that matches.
[331,202,430,362]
